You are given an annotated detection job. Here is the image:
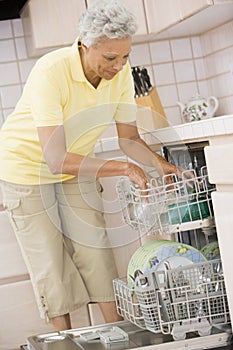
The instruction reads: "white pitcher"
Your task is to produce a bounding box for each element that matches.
[177,93,219,122]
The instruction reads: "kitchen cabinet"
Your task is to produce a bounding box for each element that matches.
[144,0,233,38]
[144,0,212,34]
[204,135,233,326]
[86,0,147,36]
[144,0,181,34]
[21,0,86,57]
[179,0,213,20]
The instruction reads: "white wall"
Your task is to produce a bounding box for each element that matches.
[1,19,232,129]
[129,20,233,125]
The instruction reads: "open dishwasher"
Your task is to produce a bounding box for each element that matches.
[23,166,232,350]
[113,165,232,348]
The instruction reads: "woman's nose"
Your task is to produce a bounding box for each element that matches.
[113,60,123,71]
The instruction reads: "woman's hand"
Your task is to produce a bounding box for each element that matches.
[124,162,149,190]
[155,155,194,186]
[156,156,183,178]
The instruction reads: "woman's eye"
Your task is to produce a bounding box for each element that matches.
[105,57,115,61]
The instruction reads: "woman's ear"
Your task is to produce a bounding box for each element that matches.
[81,43,88,53]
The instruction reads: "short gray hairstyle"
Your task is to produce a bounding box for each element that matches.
[77,0,138,47]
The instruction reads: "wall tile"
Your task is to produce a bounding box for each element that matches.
[223,114,233,133]
[0,39,16,62]
[191,36,203,58]
[0,110,3,126]
[0,62,20,85]
[209,74,233,99]
[99,123,117,139]
[182,123,194,139]
[2,108,14,121]
[19,59,37,83]
[194,58,207,80]
[174,60,196,82]
[210,20,233,53]
[191,122,205,138]
[200,31,213,56]
[15,37,28,59]
[94,140,103,153]
[0,20,12,39]
[12,18,24,37]
[221,96,233,115]
[157,85,178,107]
[153,63,175,86]
[101,138,119,152]
[164,106,182,125]
[130,43,151,66]
[170,38,192,60]
[212,117,227,135]
[213,47,233,76]
[145,65,155,87]
[197,80,211,98]
[205,54,217,77]
[177,82,199,103]
[149,40,171,63]
[201,119,215,137]
[0,85,21,108]
[0,18,233,148]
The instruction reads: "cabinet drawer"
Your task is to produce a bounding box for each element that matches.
[205,143,233,184]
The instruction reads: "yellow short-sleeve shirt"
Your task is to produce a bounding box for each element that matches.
[0,40,136,185]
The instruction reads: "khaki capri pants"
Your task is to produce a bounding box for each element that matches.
[1,177,118,320]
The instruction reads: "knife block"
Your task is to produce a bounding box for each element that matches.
[135,87,169,132]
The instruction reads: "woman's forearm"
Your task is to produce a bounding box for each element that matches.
[57,152,149,189]
[119,135,162,168]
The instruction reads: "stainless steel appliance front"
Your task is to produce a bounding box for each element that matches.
[26,321,232,350]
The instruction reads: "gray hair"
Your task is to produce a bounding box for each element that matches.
[77,0,138,47]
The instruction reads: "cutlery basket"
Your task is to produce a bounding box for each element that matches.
[113,259,230,341]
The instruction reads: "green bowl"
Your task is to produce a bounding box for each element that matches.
[165,199,210,225]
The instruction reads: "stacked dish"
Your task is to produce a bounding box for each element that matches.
[127,239,206,286]
[201,241,220,261]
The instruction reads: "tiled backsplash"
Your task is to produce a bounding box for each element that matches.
[0,18,233,128]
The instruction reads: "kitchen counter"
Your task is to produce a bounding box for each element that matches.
[94,114,233,155]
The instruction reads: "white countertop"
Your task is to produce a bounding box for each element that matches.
[94,114,233,154]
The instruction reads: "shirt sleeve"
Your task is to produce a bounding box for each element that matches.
[29,64,64,127]
[113,62,137,123]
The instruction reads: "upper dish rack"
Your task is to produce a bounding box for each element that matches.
[116,167,215,235]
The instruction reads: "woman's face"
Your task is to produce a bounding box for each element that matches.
[81,36,132,81]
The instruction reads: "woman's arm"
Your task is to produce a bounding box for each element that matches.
[37,125,149,189]
[116,121,182,178]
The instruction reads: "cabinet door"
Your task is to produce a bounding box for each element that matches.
[144,0,181,33]
[21,0,86,56]
[211,192,233,325]
[179,0,213,19]
[86,0,147,35]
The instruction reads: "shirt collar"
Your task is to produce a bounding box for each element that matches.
[70,38,86,82]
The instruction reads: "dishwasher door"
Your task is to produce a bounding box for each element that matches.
[26,320,232,350]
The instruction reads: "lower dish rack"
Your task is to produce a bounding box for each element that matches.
[113,259,230,341]
[116,167,215,235]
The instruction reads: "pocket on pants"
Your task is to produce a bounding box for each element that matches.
[4,198,25,231]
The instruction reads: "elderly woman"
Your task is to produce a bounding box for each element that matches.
[0,0,179,331]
